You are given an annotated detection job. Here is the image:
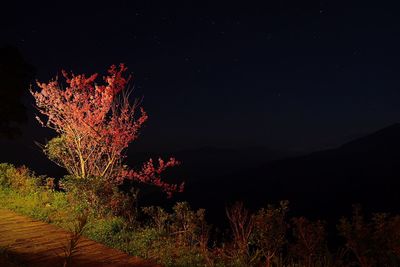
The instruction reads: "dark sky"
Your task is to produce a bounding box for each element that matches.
[2,1,400,152]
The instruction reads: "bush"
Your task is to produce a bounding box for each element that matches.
[252,201,289,267]
[338,206,400,267]
[290,217,328,266]
[85,216,127,244]
[0,163,13,187]
[15,166,35,191]
[139,202,211,266]
[0,163,44,193]
[223,202,255,266]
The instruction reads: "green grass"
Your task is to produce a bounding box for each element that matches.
[0,188,73,226]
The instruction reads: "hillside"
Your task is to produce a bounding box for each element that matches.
[180,124,400,222]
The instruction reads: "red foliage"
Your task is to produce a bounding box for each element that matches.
[119,157,184,197]
[31,64,182,196]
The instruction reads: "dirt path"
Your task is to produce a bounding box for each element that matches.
[0,209,160,267]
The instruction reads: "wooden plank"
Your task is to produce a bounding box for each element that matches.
[0,209,162,267]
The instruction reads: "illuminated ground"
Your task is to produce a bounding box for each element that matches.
[0,209,159,267]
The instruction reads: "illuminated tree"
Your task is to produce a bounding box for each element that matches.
[31,64,182,196]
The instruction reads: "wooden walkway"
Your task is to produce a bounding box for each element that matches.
[0,209,161,267]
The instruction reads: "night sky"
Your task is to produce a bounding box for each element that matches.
[2,1,400,152]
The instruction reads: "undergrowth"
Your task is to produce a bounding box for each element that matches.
[0,163,399,267]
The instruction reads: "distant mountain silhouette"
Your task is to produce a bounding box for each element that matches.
[2,122,400,225]
[339,123,400,153]
[170,146,291,182]
[179,124,400,224]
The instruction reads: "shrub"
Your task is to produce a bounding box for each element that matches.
[170,202,209,248]
[0,163,43,193]
[338,206,400,267]
[140,202,211,266]
[63,175,112,215]
[85,216,127,244]
[252,200,289,267]
[0,163,14,187]
[290,217,328,266]
[224,202,255,266]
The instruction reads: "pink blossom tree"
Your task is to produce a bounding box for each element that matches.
[31,64,183,197]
